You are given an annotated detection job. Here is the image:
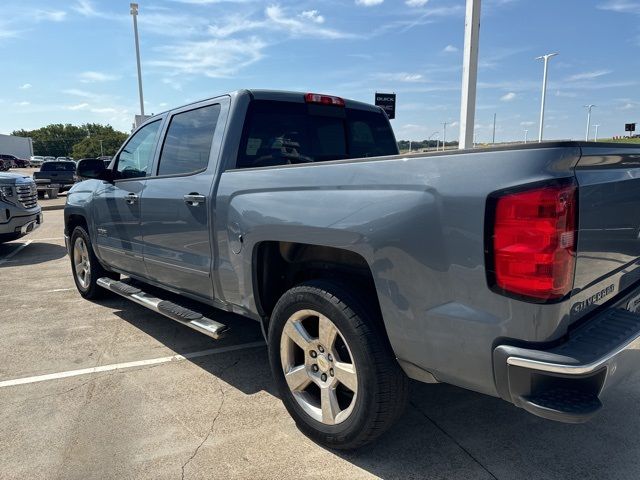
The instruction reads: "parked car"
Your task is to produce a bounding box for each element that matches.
[56,156,73,162]
[0,158,8,171]
[0,154,30,168]
[30,156,45,167]
[44,156,55,162]
[0,171,42,243]
[33,160,76,196]
[66,89,640,449]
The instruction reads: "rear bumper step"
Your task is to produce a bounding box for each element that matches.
[494,306,640,423]
[97,277,228,339]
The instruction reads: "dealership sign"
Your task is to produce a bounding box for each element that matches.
[375,93,396,120]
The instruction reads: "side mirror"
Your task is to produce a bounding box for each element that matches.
[76,159,113,182]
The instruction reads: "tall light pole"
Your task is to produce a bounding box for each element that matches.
[593,124,600,142]
[492,113,496,144]
[442,122,448,151]
[458,0,481,150]
[536,52,558,142]
[524,129,529,144]
[130,3,145,117]
[584,104,596,142]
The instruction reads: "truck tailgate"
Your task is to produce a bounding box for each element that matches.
[571,145,640,320]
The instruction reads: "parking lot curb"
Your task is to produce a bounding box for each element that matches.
[41,204,65,212]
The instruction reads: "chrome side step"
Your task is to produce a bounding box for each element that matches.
[97,277,228,339]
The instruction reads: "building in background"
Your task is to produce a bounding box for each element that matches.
[0,133,33,159]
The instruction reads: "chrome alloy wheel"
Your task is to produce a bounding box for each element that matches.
[73,237,91,289]
[280,309,358,425]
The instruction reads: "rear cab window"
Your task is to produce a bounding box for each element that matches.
[41,162,75,172]
[236,100,398,169]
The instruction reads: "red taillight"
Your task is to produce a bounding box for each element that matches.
[304,92,345,107]
[489,180,577,301]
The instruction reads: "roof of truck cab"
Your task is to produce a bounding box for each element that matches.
[148,89,382,120]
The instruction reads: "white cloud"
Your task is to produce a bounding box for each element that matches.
[35,10,67,22]
[149,37,266,78]
[566,70,612,81]
[356,0,384,6]
[500,92,516,101]
[406,0,429,6]
[208,6,352,40]
[72,0,100,17]
[14,101,30,106]
[520,121,536,126]
[66,102,89,110]
[264,5,351,39]
[598,0,640,14]
[374,72,425,82]
[443,44,458,53]
[19,83,32,90]
[299,10,325,24]
[79,71,119,83]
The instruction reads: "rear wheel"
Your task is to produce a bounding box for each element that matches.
[268,280,408,449]
[70,226,119,299]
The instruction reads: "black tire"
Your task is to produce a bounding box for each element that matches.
[69,225,119,299]
[268,280,408,450]
[37,191,45,199]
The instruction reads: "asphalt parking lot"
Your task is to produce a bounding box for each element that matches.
[2,203,640,479]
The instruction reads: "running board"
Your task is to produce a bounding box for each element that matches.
[97,277,228,339]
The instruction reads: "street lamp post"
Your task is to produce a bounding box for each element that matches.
[442,122,448,151]
[536,52,558,142]
[492,113,496,144]
[593,124,600,142]
[130,3,145,117]
[584,104,596,141]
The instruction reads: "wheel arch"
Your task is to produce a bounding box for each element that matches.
[252,241,385,335]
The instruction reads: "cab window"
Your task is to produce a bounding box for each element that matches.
[115,120,161,179]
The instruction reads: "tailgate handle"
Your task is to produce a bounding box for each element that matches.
[184,193,205,207]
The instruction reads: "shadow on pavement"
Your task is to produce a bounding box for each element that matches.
[97,292,640,479]
[0,241,67,267]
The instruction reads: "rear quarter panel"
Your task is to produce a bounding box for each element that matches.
[214,146,581,396]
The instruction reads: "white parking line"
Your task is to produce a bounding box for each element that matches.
[0,341,266,389]
[32,237,65,242]
[46,288,75,293]
[0,240,33,265]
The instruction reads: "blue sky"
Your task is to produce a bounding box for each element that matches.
[1,0,638,142]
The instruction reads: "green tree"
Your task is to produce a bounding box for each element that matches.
[12,123,128,158]
[71,124,128,158]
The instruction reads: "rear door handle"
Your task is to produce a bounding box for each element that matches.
[184,193,206,206]
[125,193,138,205]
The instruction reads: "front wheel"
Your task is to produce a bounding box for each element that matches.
[268,280,408,450]
[70,226,118,299]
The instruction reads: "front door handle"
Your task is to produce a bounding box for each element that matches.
[125,193,138,205]
[184,193,205,206]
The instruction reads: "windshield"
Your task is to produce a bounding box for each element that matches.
[237,100,398,169]
[41,162,75,172]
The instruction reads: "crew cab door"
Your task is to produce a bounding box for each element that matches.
[140,98,228,300]
[92,119,162,274]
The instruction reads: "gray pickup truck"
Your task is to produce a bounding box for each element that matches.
[65,89,640,449]
[0,172,42,243]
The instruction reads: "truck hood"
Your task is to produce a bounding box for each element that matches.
[0,172,33,185]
